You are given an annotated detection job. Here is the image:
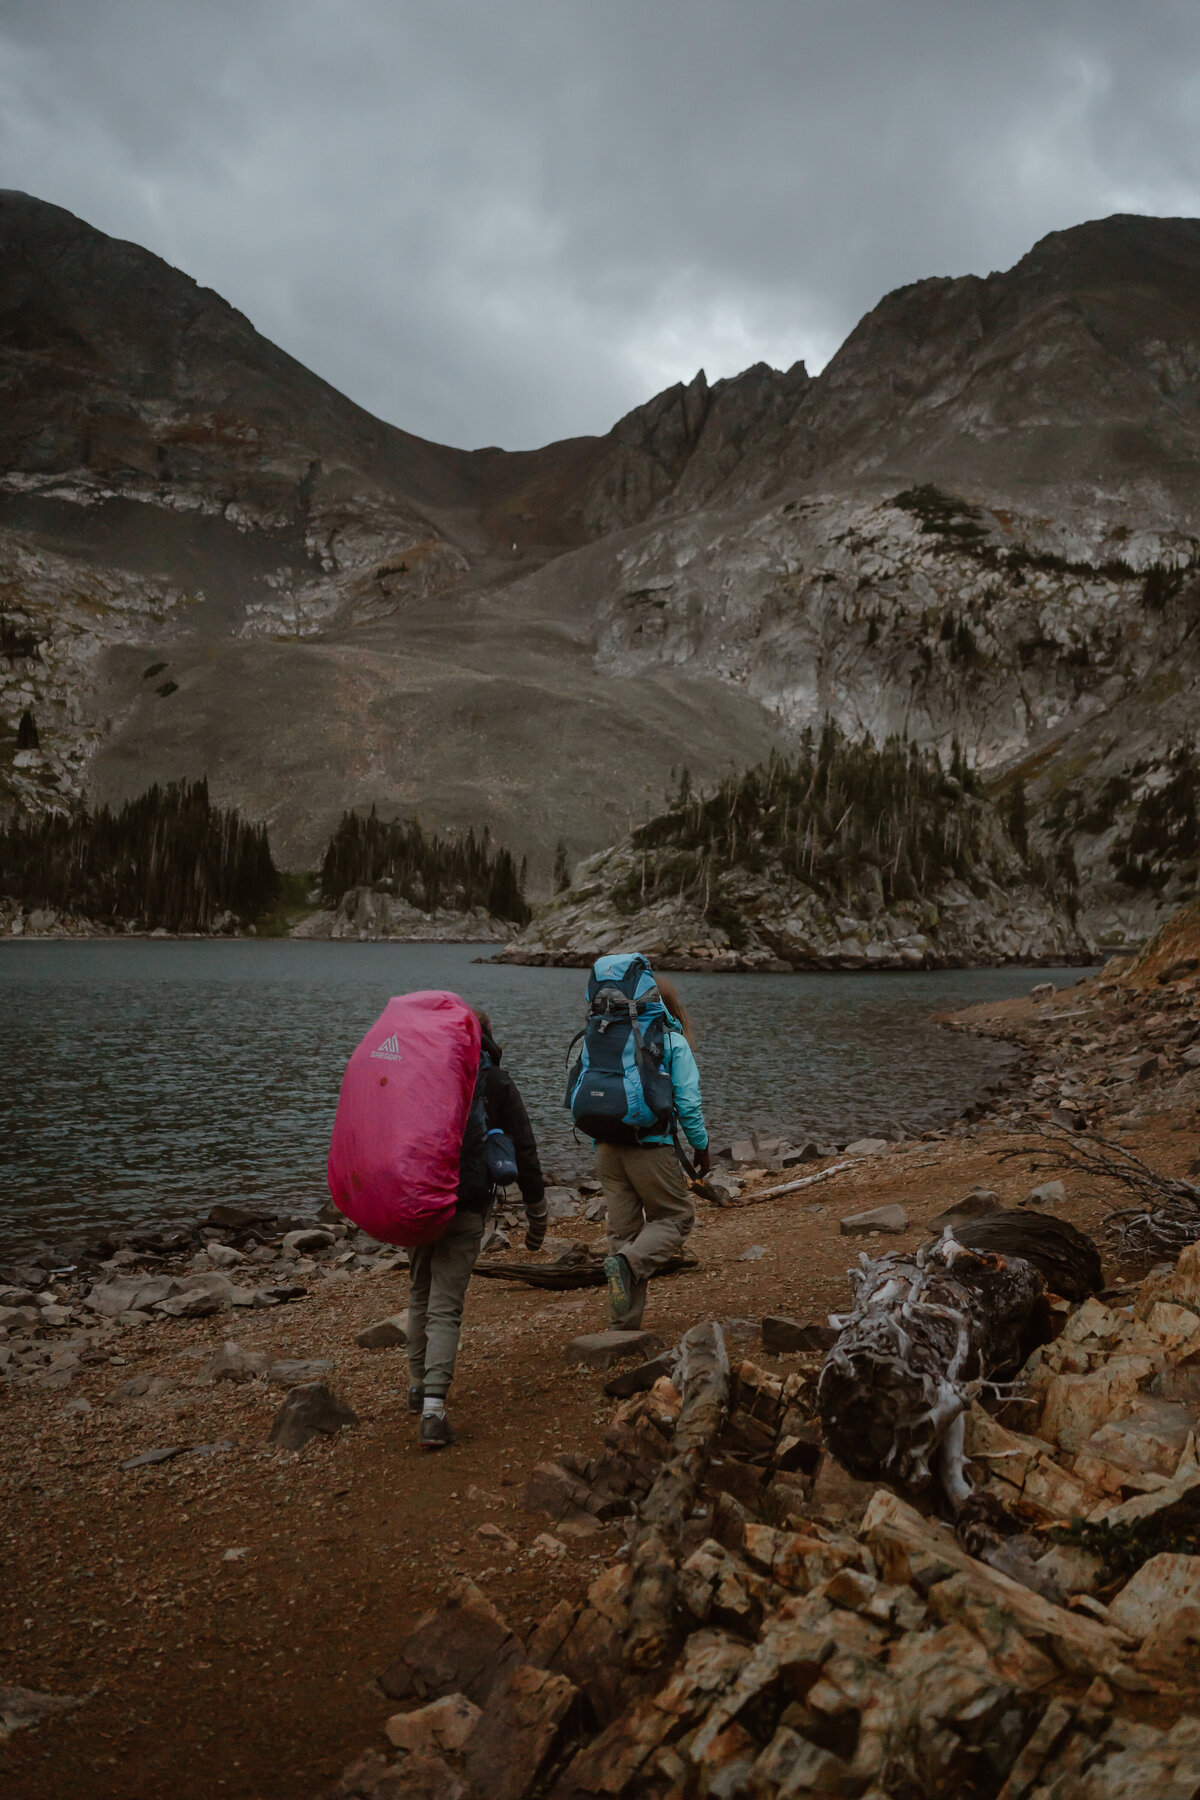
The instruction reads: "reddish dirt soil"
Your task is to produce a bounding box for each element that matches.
[3,974,1197,1799]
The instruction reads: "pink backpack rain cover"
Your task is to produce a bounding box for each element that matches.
[327,990,481,1247]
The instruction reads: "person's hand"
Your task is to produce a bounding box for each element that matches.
[694,1147,711,1178]
[525,1207,547,1252]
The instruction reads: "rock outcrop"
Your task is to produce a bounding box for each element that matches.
[4,194,1200,939]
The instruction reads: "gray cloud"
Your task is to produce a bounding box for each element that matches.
[3,0,1200,448]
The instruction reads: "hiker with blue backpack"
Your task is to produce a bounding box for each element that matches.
[565,954,710,1329]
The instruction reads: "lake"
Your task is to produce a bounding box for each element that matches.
[0,941,1087,1256]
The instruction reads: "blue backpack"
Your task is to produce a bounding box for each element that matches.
[565,953,676,1145]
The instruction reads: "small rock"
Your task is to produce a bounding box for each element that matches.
[761,1316,837,1354]
[107,1373,178,1405]
[701,1178,742,1204]
[739,1245,768,1262]
[0,1287,33,1307]
[603,1349,679,1398]
[1030,982,1056,1000]
[530,1533,566,1559]
[281,1227,335,1257]
[928,1190,1005,1230]
[204,1243,248,1269]
[385,1692,481,1757]
[120,1445,187,1470]
[38,1304,74,1327]
[1025,1180,1066,1207]
[204,1341,270,1383]
[265,1357,334,1387]
[564,1329,664,1370]
[0,1684,90,1741]
[844,1137,890,1156]
[221,1547,248,1562]
[155,1289,223,1319]
[840,1204,908,1236]
[476,1522,519,1553]
[268,1382,358,1450]
[0,1305,41,1331]
[356,1313,409,1349]
[729,1139,757,1167]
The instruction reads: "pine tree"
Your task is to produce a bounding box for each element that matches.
[553,839,570,893]
[16,709,38,749]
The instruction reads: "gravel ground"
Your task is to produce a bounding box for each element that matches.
[3,966,1197,1799]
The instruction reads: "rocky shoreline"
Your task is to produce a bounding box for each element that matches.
[5,909,1200,1796]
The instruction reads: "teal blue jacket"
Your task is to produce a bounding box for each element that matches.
[641,1026,708,1151]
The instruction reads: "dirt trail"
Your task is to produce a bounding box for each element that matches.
[4,956,1199,1798]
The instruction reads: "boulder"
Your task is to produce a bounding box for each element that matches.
[522,1462,593,1520]
[565,1329,664,1370]
[204,1341,270,1383]
[840,1205,908,1236]
[1109,1554,1200,1640]
[844,1137,890,1156]
[85,1275,178,1317]
[384,1693,480,1756]
[463,1663,577,1800]
[267,1382,358,1450]
[378,1581,525,1707]
[0,1305,42,1330]
[356,1313,410,1350]
[204,1243,248,1269]
[761,1316,837,1354]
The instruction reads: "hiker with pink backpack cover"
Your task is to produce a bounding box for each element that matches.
[328,988,545,1448]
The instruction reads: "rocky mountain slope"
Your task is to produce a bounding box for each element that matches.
[3,194,1200,946]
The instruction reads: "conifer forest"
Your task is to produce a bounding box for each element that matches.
[612,720,1075,916]
[0,778,279,932]
[319,807,531,924]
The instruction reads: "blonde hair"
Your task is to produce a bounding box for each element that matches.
[655,974,693,1043]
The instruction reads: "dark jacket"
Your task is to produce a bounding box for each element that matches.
[457,1029,546,1214]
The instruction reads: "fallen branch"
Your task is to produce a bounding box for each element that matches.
[705,1159,860,1208]
[471,1251,695,1290]
[991,1120,1200,1258]
[624,1321,730,1669]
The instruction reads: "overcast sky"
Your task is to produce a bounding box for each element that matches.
[3,1,1200,450]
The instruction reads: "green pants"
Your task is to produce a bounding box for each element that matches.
[407,1208,485,1400]
[597,1142,694,1328]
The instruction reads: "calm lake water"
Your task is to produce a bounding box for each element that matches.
[0,941,1089,1256]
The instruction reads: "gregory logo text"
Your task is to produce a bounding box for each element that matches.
[370,1034,403,1062]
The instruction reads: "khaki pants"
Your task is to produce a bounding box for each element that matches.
[407,1208,485,1400]
[597,1142,694,1328]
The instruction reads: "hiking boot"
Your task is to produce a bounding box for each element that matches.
[604,1252,634,1321]
[407,1386,424,1415]
[419,1410,457,1450]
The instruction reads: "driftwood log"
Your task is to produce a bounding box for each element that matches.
[471,1249,694,1291]
[950,1211,1102,1302]
[818,1233,1051,1508]
[624,1321,730,1669]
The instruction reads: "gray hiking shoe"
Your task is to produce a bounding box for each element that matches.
[603,1252,634,1320]
[419,1410,457,1450]
[407,1386,424,1415]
